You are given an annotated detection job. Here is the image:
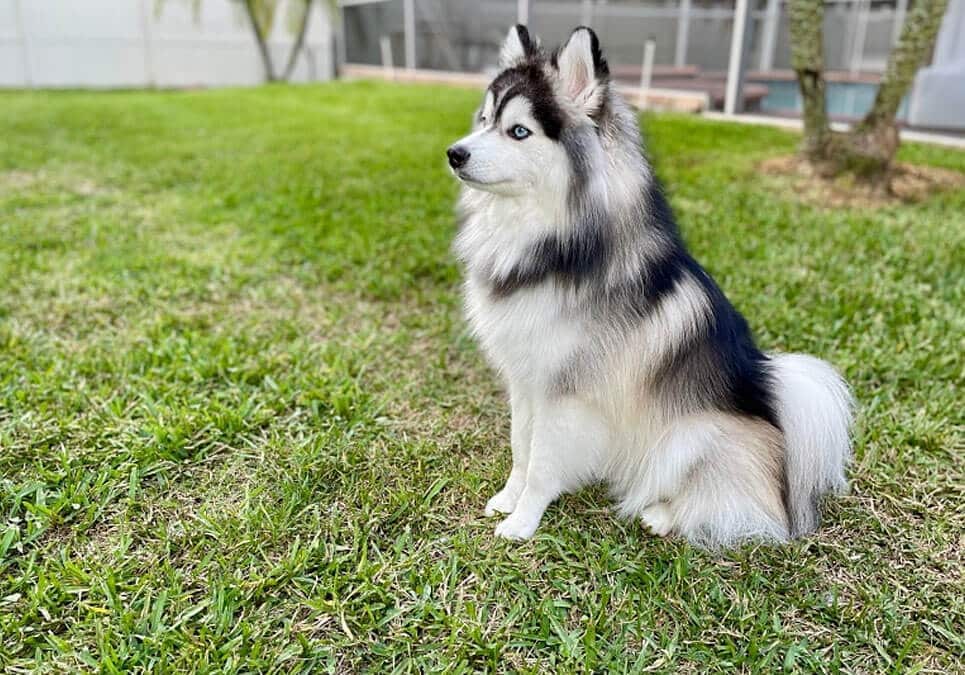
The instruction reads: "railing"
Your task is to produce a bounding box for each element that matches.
[341,0,909,71]
[338,0,912,115]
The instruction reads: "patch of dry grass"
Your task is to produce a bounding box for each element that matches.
[758,154,965,208]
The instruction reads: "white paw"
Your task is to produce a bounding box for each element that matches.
[484,488,521,517]
[641,503,673,537]
[494,512,540,540]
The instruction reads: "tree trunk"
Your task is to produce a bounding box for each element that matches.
[838,0,950,185]
[788,0,831,161]
[282,0,314,81]
[243,0,277,82]
[790,0,950,189]
[862,0,949,131]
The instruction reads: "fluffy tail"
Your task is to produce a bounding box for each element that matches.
[770,353,853,537]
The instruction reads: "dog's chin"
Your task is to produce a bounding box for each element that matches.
[455,171,517,195]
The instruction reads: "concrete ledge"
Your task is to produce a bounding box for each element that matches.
[341,63,710,113]
[701,111,965,149]
[342,63,489,89]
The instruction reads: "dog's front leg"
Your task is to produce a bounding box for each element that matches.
[485,384,533,516]
[494,397,604,540]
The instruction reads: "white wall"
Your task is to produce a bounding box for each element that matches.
[908,0,965,130]
[0,0,29,86]
[0,0,333,89]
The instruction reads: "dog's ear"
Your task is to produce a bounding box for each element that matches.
[499,24,537,69]
[555,26,609,117]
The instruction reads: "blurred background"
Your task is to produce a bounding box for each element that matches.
[1,0,962,129]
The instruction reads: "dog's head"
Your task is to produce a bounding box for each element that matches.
[447,25,611,198]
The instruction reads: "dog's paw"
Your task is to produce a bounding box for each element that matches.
[640,503,673,537]
[484,488,520,517]
[494,512,540,540]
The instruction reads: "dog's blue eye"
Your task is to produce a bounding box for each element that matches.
[510,125,531,140]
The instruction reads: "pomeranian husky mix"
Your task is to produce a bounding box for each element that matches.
[446,25,853,547]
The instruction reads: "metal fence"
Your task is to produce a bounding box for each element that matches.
[341,0,909,74]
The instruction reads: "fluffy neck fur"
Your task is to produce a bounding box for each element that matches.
[455,85,669,300]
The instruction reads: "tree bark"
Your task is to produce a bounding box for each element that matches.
[788,0,831,161]
[862,0,949,131]
[790,0,950,188]
[243,0,277,82]
[282,0,314,81]
[835,0,950,185]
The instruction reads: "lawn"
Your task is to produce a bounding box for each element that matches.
[0,81,962,672]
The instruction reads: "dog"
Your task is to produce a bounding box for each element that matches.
[446,25,853,547]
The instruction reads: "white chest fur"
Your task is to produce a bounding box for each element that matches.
[456,188,587,386]
[463,276,586,386]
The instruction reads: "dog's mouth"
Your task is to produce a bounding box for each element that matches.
[452,169,508,190]
[452,167,478,183]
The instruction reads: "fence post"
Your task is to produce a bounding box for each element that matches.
[404,0,416,70]
[675,0,691,68]
[640,37,656,108]
[380,35,394,78]
[580,0,593,27]
[849,0,870,72]
[758,0,780,71]
[336,5,347,76]
[14,0,32,87]
[724,0,752,115]
[518,0,530,26]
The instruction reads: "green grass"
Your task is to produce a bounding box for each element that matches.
[0,81,962,673]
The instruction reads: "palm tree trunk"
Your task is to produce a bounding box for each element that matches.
[788,0,831,161]
[243,0,277,82]
[282,0,314,81]
[835,0,950,185]
[861,0,949,130]
[791,0,950,188]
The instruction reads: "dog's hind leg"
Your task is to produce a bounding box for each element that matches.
[668,423,789,547]
[494,397,606,540]
[614,415,718,535]
[485,385,534,516]
[618,413,789,546]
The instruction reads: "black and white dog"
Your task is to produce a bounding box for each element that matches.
[447,25,852,547]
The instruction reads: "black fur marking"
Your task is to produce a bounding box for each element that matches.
[551,26,610,80]
[578,26,610,79]
[513,24,535,58]
[494,86,523,125]
[653,288,781,430]
[490,63,563,140]
[491,222,611,298]
[627,182,791,527]
[619,249,688,322]
[490,176,780,441]
[641,182,781,430]
[609,184,690,321]
[649,276,790,524]
[642,179,679,238]
[560,125,595,196]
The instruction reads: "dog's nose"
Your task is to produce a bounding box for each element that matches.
[447,145,470,169]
